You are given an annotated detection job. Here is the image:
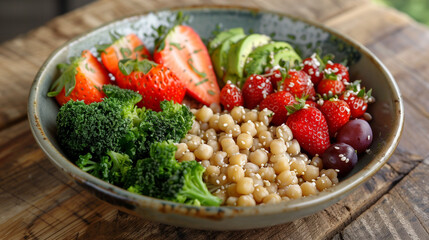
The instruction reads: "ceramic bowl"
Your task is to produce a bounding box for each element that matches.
[28,6,404,230]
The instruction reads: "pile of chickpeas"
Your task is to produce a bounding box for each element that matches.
[175,104,340,206]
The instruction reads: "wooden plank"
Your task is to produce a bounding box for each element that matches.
[334,159,429,239]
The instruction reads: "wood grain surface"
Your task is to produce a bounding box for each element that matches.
[0,0,428,239]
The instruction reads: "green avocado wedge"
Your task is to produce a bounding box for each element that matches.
[208,28,245,54]
[211,33,246,82]
[227,34,271,80]
[244,41,301,76]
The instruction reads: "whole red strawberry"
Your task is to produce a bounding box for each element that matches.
[286,101,331,156]
[281,69,316,100]
[325,62,349,84]
[317,77,345,98]
[339,80,372,118]
[259,91,296,125]
[242,74,273,109]
[320,98,351,137]
[265,68,283,90]
[116,59,186,111]
[302,55,323,86]
[220,82,243,111]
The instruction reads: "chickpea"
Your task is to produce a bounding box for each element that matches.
[226,183,239,197]
[200,122,209,131]
[316,175,333,191]
[301,182,318,196]
[273,156,290,174]
[303,165,319,182]
[231,106,245,123]
[311,156,323,170]
[237,133,253,149]
[226,124,241,137]
[225,144,240,157]
[194,144,214,160]
[179,152,195,162]
[236,177,254,195]
[290,159,307,176]
[258,130,273,148]
[258,167,276,182]
[220,137,235,150]
[229,153,247,166]
[210,151,227,166]
[208,114,220,131]
[202,128,217,142]
[205,165,220,176]
[265,183,278,194]
[237,195,256,206]
[218,114,234,131]
[277,170,298,187]
[263,193,281,204]
[287,139,301,155]
[241,121,257,137]
[200,160,210,168]
[213,189,227,204]
[174,143,188,159]
[189,121,200,135]
[249,149,268,166]
[270,139,287,155]
[255,121,268,134]
[227,165,245,182]
[282,184,302,199]
[258,108,273,126]
[243,110,258,122]
[207,139,220,152]
[195,106,213,123]
[321,169,338,181]
[226,196,238,206]
[276,124,293,142]
[244,162,259,177]
[253,185,269,203]
[186,135,202,151]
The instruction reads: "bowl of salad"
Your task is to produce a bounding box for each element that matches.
[28,6,403,230]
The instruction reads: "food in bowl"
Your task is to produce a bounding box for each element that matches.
[46,12,375,207]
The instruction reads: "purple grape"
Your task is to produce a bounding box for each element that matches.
[322,143,358,177]
[336,119,373,153]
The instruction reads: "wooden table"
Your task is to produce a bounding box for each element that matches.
[0,0,428,239]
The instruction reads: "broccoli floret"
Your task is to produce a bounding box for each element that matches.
[56,85,142,160]
[127,141,221,206]
[137,100,194,157]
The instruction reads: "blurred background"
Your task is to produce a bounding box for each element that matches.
[0,0,428,43]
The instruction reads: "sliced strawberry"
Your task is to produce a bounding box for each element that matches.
[115,59,186,111]
[242,74,274,109]
[154,25,220,106]
[48,50,111,105]
[320,98,351,137]
[259,91,296,126]
[281,70,316,100]
[220,83,243,111]
[286,101,331,156]
[99,33,151,77]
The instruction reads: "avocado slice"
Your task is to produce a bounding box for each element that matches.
[244,41,301,76]
[208,28,245,54]
[211,34,246,81]
[227,34,271,81]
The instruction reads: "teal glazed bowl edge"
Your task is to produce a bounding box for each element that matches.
[28,6,404,230]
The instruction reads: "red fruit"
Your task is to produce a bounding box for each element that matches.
[320,99,351,136]
[48,50,111,105]
[325,62,349,84]
[242,74,274,109]
[220,83,243,111]
[339,90,369,118]
[286,103,330,156]
[281,70,315,100]
[302,55,323,86]
[305,100,317,108]
[317,78,345,98]
[115,59,186,111]
[154,25,220,106]
[265,68,283,89]
[259,91,296,125]
[100,33,151,76]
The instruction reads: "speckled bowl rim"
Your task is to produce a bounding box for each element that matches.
[28,5,404,222]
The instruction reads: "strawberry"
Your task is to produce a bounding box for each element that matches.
[306,100,318,108]
[339,80,372,118]
[316,76,345,98]
[153,20,220,106]
[259,91,296,126]
[47,50,111,105]
[325,62,349,84]
[98,33,151,76]
[242,74,274,109]
[302,54,324,86]
[265,68,283,90]
[320,98,351,136]
[281,69,316,100]
[286,100,330,156]
[220,83,243,111]
[115,59,186,111]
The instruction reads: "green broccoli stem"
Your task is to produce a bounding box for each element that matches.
[180,171,222,207]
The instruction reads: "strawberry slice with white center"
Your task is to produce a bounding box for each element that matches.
[154,25,220,105]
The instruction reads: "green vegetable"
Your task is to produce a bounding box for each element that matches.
[56,85,142,160]
[127,141,221,206]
